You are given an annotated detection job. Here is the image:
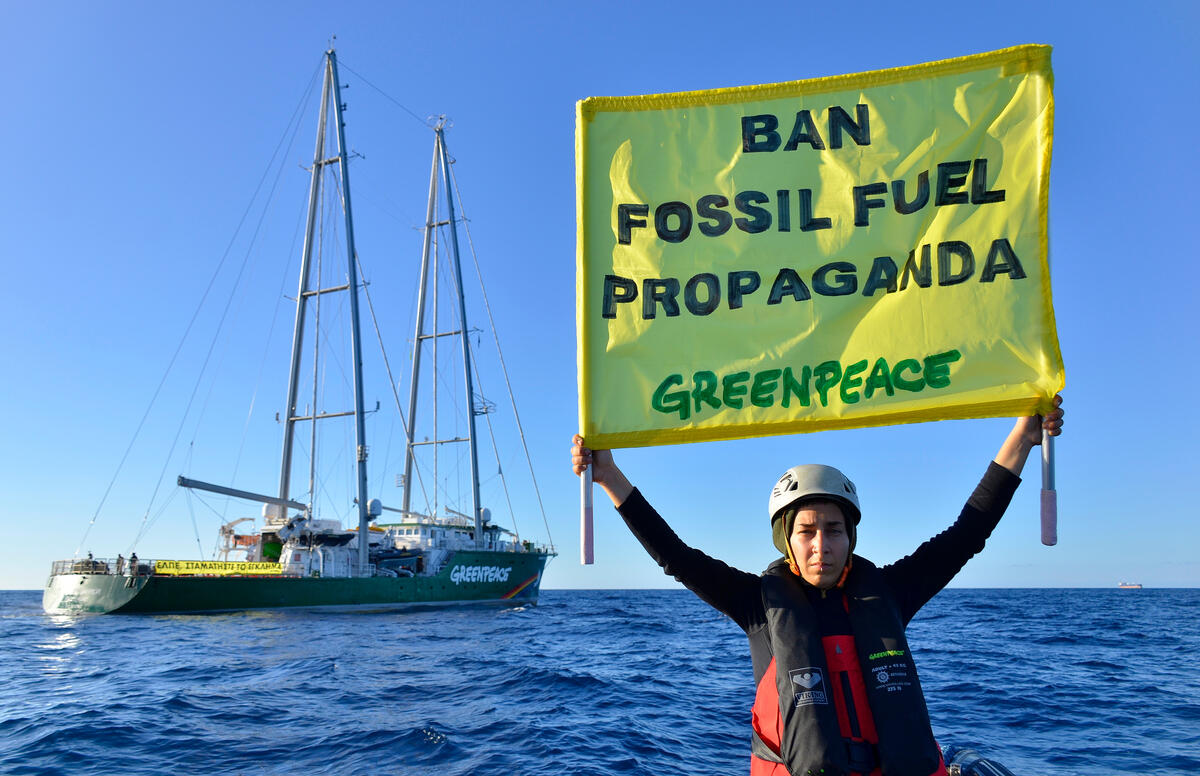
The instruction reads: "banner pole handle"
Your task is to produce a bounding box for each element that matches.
[1040,428,1057,546]
[581,464,595,564]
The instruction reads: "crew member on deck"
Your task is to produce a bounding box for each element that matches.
[571,396,1063,776]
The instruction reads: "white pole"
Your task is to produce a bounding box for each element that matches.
[581,464,594,564]
[1040,429,1057,546]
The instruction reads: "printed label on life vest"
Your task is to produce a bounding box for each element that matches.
[868,660,913,693]
[788,667,828,707]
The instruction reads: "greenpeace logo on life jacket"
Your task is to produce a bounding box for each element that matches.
[789,667,829,707]
[449,564,512,585]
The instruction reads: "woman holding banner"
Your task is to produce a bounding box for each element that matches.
[570,395,1062,776]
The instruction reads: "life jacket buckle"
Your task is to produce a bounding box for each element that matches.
[845,739,879,774]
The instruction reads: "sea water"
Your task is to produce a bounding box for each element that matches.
[1,588,1197,775]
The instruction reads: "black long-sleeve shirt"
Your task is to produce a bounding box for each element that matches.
[616,462,1021,681]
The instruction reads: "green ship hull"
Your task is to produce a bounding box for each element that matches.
[44,551,550,615]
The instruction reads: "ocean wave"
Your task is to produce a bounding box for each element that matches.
[2,588,1198,775]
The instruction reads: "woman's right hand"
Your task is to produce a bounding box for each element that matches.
[571,434,612,480]
[572,434,632,505]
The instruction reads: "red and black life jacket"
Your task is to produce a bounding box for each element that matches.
[750,557,947,776]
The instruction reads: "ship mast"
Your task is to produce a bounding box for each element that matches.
[402,123,484,548]
[278,49,372,569]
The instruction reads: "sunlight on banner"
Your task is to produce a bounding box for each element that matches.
[576,45,1063,449]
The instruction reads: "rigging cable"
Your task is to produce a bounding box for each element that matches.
[309,145,326,517]
[76,59,324,558]
[432,214,500,531]
[446,161,556,550]
[184,489,205,558]
[321,161,386,527]
[130,62,325,551]
[469,343,521,542]
[337,59,431,130]
[224,194,309,524]
[433,220,468,514]
[187,82,316,530]
[357,253,434,515]
[312,157,358,521]
[323,149,438,519]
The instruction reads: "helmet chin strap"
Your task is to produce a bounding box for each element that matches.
[835,556,853,588]
[786,542,853,589]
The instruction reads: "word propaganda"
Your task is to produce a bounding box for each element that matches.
[604,238,1025,320]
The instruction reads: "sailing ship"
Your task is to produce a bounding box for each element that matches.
[44,49,555,614]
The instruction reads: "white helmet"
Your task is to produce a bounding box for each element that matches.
[769,464,861,554]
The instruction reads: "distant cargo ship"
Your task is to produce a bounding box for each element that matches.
[1118,582,1143,589]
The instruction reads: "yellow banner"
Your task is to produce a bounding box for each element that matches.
[577,45,1063,449]
[154,560,282,576]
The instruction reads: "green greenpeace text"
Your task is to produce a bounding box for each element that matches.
[651,350,961,421]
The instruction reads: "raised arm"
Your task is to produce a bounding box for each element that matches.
[570,435,763,630]
[993,394,1064,475]
[885,395,1066,620]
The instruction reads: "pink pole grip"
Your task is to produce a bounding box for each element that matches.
[1040,489,1057,546]
[581,465,595,564]
[1040,430,1057,546]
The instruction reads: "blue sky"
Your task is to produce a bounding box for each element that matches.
[2,1,1197,590]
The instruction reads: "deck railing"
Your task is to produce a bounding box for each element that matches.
[48,558,153,577]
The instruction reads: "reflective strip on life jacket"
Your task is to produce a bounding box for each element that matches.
[824,634,881,775]
[751,657,786,774]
